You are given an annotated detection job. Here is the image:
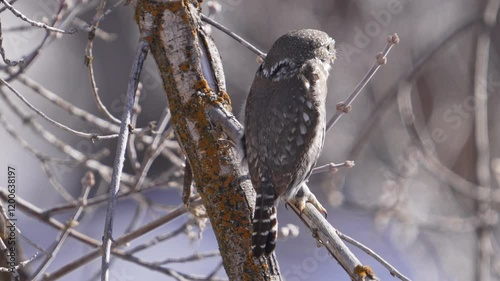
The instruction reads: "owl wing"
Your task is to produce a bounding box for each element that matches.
[245,61,327,197]
[245,61,328,257]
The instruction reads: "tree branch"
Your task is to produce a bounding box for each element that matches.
[135,0,281,280]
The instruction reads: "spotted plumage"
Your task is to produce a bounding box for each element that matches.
[244,29,336,257]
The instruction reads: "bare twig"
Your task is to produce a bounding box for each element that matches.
[288,188,377,281]
[83,0,125,29]
[1,187,200,280]
[133,110,172,190]
[127,84,143,172]
[86,57,122,124]
[126,222,188,254]
[155,251,220,265]
[0,87,137,185]
[0,19,24,66]
[72,17,117,41]
[29,172,95,280]
[326,34,399,133]
[201,14,266,59]
[474,0,499,279]
[0,76,119,140]
[84,0,121,124]
[312,161,355,175]
[40,161,75,202]
[0,253,37,278]
[42,199,200,281]
[101,39,149,281]
[2,0,75,80]
[12,72,121,133]
[337,231,412,281]
[0,0,17,13]
[0,0,76,34]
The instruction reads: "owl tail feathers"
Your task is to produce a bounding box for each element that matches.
[252,189,278,257]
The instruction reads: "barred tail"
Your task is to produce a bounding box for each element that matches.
[252,183,278,257]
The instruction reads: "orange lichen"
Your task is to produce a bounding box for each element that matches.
[184,48,193,59]
[181,12,191,24]
[179,61,190,72]
[262,263,268,271]
[365,266,375,277]
[354,265,376,278]
[219,91,231,105]
[138,1,270,276]
[165,1,183,13]
[194,79,210,92]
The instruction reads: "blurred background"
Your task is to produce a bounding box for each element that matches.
[0,0,499,280]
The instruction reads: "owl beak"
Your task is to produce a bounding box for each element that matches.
[330,49,337,63]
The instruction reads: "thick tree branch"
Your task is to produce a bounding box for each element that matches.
[135,1,281,280]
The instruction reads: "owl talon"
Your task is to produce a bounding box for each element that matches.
[284,202,290,211]
[287,184,327,218]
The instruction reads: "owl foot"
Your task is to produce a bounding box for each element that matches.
[287,184,327,218]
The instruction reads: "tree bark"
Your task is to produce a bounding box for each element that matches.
[135,1,282,280]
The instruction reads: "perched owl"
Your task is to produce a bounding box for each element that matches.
[244,29,336,257]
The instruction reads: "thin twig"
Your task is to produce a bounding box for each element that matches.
[134,112,172,191]
[42,199,200,281]
[0,199,48,256]
[86,56,122,124]
[72,17,117,41]
[0,0,17,13]
[474,0,499,279]
[0,88,135,185]
[12,71,121,133]
[156,251,220,265]
[337,231,412,281]
[0,18,24,66]
[0,76,119,140]
[126,222,188,254]
[288,194,376,281]
[29,172,95,280]
[312,161,355,175]
[2,0,73,80]
[200,14,266,59]
[326,34,399,133]
[85,0,121,124]
[0,253,37,278]
[205,261,224,280]
[40,161,75,201]
[84,0,125,29]
[1,187,200,280]
[101,39,149,281]
[127,83,143,172]
[397,81,500,203]
[0,0,76,34]
[0,189,107,249]
[12,70,166,142]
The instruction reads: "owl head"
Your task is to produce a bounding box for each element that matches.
[262,29,336,73]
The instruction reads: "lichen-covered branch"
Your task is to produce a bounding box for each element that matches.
[135,1,281,280]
